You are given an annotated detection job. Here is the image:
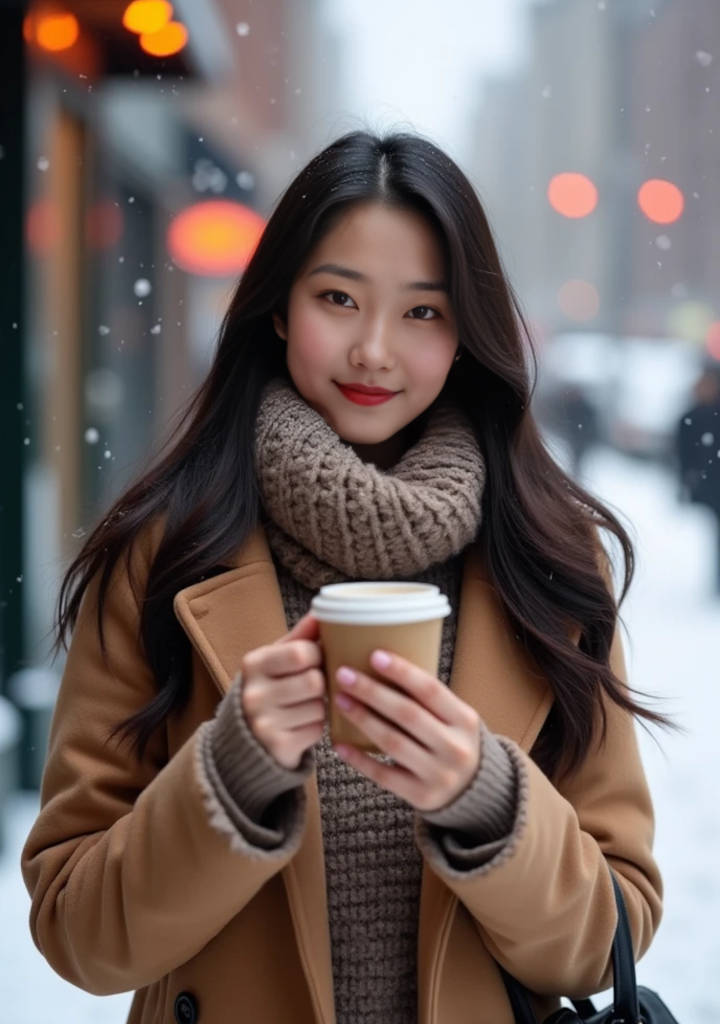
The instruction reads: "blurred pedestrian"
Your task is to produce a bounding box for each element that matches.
[537,383,600,478]
[675,363,720,595]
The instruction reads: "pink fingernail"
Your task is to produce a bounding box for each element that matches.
[371,650,391,670]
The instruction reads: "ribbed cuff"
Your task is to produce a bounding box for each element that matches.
[420,724,517,844]
[415,738,528,876]
[208,673,315,824]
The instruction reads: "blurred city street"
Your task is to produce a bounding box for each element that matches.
[2,0,720,1021]
[2,443,719,1023]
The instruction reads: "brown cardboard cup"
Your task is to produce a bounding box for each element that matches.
[309,582,451,754]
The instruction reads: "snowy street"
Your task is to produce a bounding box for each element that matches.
[1,446,718,1023]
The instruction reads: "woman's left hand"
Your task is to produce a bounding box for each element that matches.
[332,648,482,813]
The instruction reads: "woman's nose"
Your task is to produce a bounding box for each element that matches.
[352,321,395,365]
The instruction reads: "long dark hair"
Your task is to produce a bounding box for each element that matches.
[53,128,671,778]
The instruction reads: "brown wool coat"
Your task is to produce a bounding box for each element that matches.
[21,517,662,1023]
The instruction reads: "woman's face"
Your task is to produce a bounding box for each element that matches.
[273,201,459,469]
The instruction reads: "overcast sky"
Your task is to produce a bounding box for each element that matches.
[322,0,529,164]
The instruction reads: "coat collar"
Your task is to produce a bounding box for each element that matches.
[173,524,553,1024]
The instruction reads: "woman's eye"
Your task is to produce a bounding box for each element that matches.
[408,305,440,320]
[320,290,355,307]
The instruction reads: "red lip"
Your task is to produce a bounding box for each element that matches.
[335,383,398,406]
[335,382,398,395]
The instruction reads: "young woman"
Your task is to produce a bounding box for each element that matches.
[22,129,667,1024]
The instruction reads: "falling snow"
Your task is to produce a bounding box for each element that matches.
[236,170,255,190]
[84,427,99,444]
[133,279,152,298]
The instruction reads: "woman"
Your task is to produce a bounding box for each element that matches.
[21,129,667,1024]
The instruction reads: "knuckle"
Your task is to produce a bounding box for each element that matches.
[419,677,435,703]
[446,736,470,765]
[252,714,270,740]
[384,729,406,759]
[463,706,480,732]
[240,650,258,677]
[309,667,326,695]
[289,643,308,672]
[403,703,421,731]
[241,684,261,716]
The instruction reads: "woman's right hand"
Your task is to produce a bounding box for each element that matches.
[240,612,327,770]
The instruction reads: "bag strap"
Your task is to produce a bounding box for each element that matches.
[498,868,640,1023]
[610,871,640,1023]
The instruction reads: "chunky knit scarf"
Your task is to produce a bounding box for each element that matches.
[253,376,487,588]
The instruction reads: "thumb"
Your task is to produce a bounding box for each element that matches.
[275,611,320,644]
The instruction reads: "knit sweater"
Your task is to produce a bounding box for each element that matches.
[196,377,522,1023]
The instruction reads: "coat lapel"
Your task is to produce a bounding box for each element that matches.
[173,525,336,1024]
[173,524,553,1024]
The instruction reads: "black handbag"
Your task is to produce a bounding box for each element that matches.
[498,871,680,1023]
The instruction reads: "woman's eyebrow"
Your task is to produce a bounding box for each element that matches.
[307,262,448,293]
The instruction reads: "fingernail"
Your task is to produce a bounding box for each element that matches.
[335,693,353,710]
[337,666,356,685]
[371,650,391,669]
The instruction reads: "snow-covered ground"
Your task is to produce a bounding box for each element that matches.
[1,445,717,1023]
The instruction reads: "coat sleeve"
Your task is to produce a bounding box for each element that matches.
[20,528,307,996]
[415,619,663,999]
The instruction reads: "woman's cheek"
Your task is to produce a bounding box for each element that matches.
[411,342,455,384]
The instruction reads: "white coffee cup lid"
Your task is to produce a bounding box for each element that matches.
[310,581,451,625]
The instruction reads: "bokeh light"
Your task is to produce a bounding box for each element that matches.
[122,1,173,35]
[637,179,684,224]
[167,200,266,276]
[26,198,60,254]
[547,172,598,218]
[140,21,188,57]
[557,279,600,321]
[34,12,80,52]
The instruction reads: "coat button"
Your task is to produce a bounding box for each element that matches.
[174,992,198,1024]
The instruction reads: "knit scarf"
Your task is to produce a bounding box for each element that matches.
[253,377,486,590]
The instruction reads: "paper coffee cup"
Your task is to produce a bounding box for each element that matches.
[310,582,451,753]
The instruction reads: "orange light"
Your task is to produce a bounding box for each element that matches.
[36,12,79,52]
[26,198,61,255]
[547,172,598,218]
[23,13,34,43]
[637,179,684,224]
[122,1,173,35]
[707,322,720,361]
[140,20,187,57]
[167,200,266,276]
[557,279,600,322]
